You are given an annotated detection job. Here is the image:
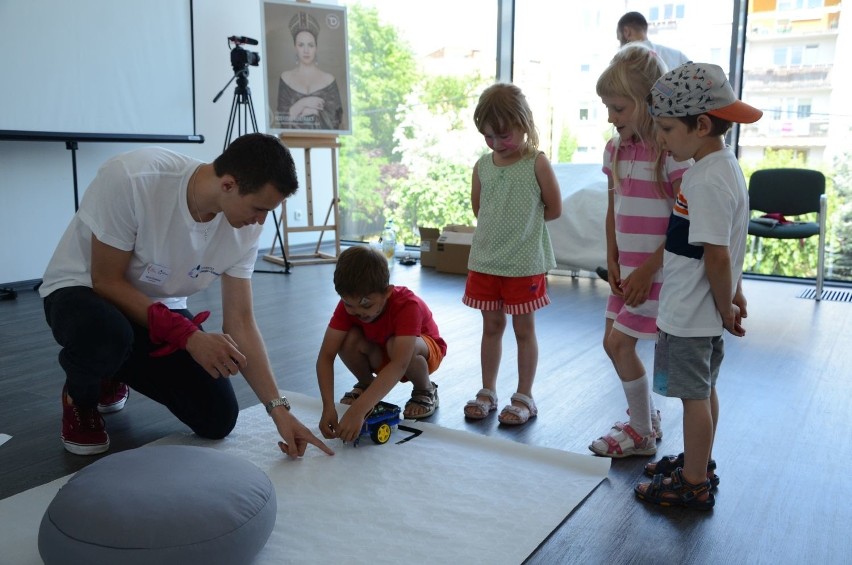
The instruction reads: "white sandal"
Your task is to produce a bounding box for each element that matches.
[463,388,498,420]
[497,392,537,425]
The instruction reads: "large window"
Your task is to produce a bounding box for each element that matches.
[337,0,496,245]
[514,1,735,167]
[740,0,851,283]
[334,0,850,284]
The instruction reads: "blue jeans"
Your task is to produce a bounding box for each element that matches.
[43,286,238,439]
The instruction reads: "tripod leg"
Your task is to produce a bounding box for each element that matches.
[224,93,240,151]
[223,81,291,274]
[270,209,291,273]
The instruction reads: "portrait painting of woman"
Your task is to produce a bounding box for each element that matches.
[263,1,351,135]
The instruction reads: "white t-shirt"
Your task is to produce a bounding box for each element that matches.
[656,148,749,338]
[640,40,689,73]
[40,147,262,309]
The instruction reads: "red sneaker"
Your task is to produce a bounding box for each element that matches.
[62,386,110,455]
[98,380,129,414]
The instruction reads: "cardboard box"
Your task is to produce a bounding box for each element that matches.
[418,227,441,268]
[436,225,475,275]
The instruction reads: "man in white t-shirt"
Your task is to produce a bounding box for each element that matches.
[41,133,334,458]
[617,11,689,72]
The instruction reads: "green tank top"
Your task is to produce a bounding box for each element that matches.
[468,152,556,276]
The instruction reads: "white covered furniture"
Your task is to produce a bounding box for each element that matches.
[548,163,608,273]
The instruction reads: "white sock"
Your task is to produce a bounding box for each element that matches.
[623,376,652,436]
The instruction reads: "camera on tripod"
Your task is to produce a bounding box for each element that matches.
[228,35,260,74]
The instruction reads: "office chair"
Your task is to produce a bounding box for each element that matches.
[747,168,827,300]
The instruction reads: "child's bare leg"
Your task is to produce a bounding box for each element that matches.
[495,312,538,424]
[682,397,714,486]
[513,312,537,398]
[602,317,617,364]
[480,309,506,393]
[338,328,381,388]
[605,327,643,382]
[404,338,435,418]
[605,327,653,435]
[462,310,505,418]
[709,386,718,460]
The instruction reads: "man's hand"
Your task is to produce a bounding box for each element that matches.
[273,408,335,457]
[185,331,247,378]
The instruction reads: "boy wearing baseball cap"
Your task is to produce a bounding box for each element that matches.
[635,63,762,509]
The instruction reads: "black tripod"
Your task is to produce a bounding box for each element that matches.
[213,67,291,273]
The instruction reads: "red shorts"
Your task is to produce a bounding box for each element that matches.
[462,271,550,315]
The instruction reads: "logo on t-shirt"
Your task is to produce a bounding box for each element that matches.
[187,264,222,278]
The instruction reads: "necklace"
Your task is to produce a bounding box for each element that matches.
[189,166,209,241]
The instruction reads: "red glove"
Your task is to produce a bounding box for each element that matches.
[147,302,211,357]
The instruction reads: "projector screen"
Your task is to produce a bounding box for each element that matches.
[0,0,199,142]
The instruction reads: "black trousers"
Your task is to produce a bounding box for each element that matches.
[43,286,238,439]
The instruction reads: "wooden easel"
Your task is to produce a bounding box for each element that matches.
[263,135,341,268]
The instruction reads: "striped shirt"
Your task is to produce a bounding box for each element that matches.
[602,137,690,339]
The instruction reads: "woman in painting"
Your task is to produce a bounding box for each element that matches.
[276,11,343,130]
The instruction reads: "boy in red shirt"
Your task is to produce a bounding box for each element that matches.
[316,246,446,442]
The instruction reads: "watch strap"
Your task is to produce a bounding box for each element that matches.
[265,396,290,414]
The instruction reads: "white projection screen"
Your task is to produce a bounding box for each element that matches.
[0,0,198,142]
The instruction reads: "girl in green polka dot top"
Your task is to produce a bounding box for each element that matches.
[461,83,563,426]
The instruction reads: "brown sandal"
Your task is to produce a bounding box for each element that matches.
[404,382,439,419]
[339,381,370,405]
[635,467,715,510]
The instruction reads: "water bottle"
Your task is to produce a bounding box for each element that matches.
[381,220,397,263]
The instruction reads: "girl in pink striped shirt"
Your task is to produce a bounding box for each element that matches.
[589,44,690,458]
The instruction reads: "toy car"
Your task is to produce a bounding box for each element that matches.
[355,401,401,446]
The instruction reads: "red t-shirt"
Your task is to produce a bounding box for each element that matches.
[328,286,447,356]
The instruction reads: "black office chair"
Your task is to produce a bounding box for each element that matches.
[747,168,827,300]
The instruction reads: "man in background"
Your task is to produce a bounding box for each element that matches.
[617,11,689,72]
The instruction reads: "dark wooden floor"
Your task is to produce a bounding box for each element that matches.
[2,256,851,564]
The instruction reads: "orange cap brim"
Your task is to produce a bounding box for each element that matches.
[707,101,763,124]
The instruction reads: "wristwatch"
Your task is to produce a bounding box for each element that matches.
[265,396,290,414]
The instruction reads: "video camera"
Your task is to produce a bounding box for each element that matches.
[228,35,260,74]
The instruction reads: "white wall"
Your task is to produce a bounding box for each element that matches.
[0,0,334,284]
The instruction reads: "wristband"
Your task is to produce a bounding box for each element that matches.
[147,302,210,357]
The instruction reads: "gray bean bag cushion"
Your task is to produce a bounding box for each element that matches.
[38,445,276,565]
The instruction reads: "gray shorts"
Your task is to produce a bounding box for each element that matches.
[653,330,724,399]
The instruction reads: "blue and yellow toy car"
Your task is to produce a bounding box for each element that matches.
[355,401,401,446]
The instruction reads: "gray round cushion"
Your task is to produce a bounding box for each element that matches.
[38,445,277,565]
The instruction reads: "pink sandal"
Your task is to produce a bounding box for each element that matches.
[589,421,657,458]
[497,393,537,425]
[464,388,498,420]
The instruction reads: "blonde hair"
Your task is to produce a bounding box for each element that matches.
[596,44,668,193]
[473,83,539,157]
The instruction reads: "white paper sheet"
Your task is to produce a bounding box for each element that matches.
[0,392,609,565]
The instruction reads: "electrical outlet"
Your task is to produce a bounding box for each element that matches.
[294,209,303,220]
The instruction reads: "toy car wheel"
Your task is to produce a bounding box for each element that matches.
[371,423,392,444]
